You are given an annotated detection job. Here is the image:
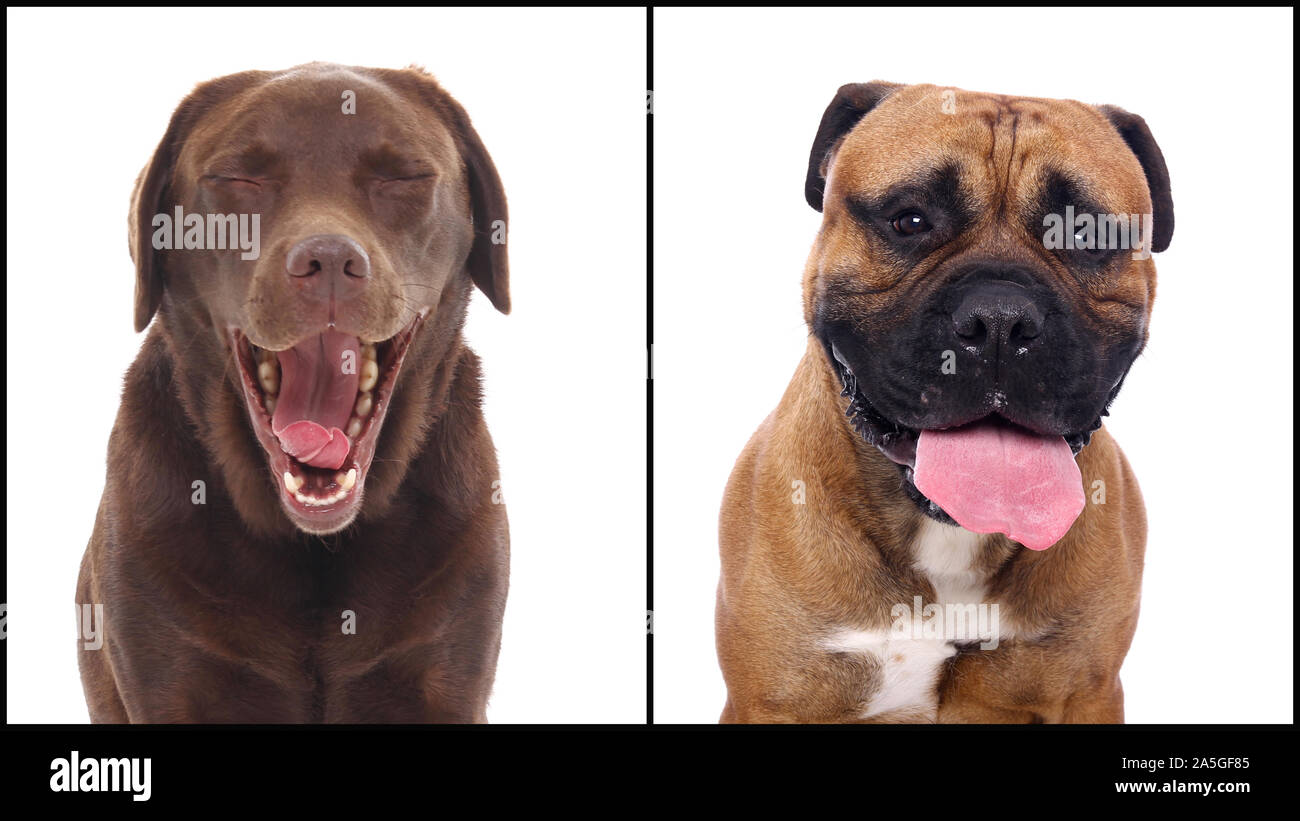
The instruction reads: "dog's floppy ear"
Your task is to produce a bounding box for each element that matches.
[398,68,510,314]
[128,159,164,332]
[805,82,903,211]
[450,107,510,314]
[1097,105,1174,253]
[128,118,185,332]
[129,72,266,332]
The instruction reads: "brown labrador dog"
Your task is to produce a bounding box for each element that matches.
[76,63,510,723]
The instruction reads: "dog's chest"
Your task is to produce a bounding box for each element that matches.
[822,519,1001,721]
[156,534,446,718]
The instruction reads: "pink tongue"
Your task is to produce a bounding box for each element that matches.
[271,330,360,470]
[914,421,1085,551]
[274,421,351,470]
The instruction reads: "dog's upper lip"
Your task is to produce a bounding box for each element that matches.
[827,339,1101,458]
[231,307,429,357]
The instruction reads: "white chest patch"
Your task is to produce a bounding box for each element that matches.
[822,628,957,720]
[910,517,989,604]
[822,519,995,720]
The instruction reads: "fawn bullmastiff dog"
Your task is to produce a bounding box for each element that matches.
[77,63,511,722]
[718,83,1173,723]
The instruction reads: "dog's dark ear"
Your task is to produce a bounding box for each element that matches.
[129,72,266,332]
[128,155,165,332]
[450,108,510,314]
[127,110,202,332]
[1098,105,1174,253]
[399,68,510,314]
[805,82,903,211]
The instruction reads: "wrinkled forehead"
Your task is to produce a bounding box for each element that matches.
[829,84,1151,214]
[178,68,460,175]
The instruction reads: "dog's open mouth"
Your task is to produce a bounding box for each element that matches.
[829,344,1103,550]
[230,312,424,533]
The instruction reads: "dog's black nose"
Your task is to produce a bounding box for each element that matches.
[286,234,371,299]
[952,280,1043,357]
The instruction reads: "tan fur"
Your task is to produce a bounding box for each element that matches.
[719,85,1158,723]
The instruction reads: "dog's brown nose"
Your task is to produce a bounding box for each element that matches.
[286,234,371,297]
[952,280,1043,358]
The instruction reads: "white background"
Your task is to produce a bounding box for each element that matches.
[654,8,1293,723]
[6,8,646,723]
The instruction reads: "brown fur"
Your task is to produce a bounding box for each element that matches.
[78,63,510,722]
[718,84,1168,723]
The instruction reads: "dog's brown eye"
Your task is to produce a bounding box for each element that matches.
[1072,229,1111,257]
[891,212,931,236]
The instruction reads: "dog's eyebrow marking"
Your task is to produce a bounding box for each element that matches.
[846,162,970,217]
[359,143,436,177]
[1030,168,1108,226]
[206,143,282,176]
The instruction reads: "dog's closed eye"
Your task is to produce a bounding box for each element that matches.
[376,173,436,187]
[372,174,437,203]
[201,174,266,193]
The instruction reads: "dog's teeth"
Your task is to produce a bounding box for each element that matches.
[294,485,352,507]
[354,391,373,417]
[265,396,277,415]
[288,466,358,506]
[258,361,280,395]
[346,416,362,438]
[359,359,379,392]
[361,343,377,361]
